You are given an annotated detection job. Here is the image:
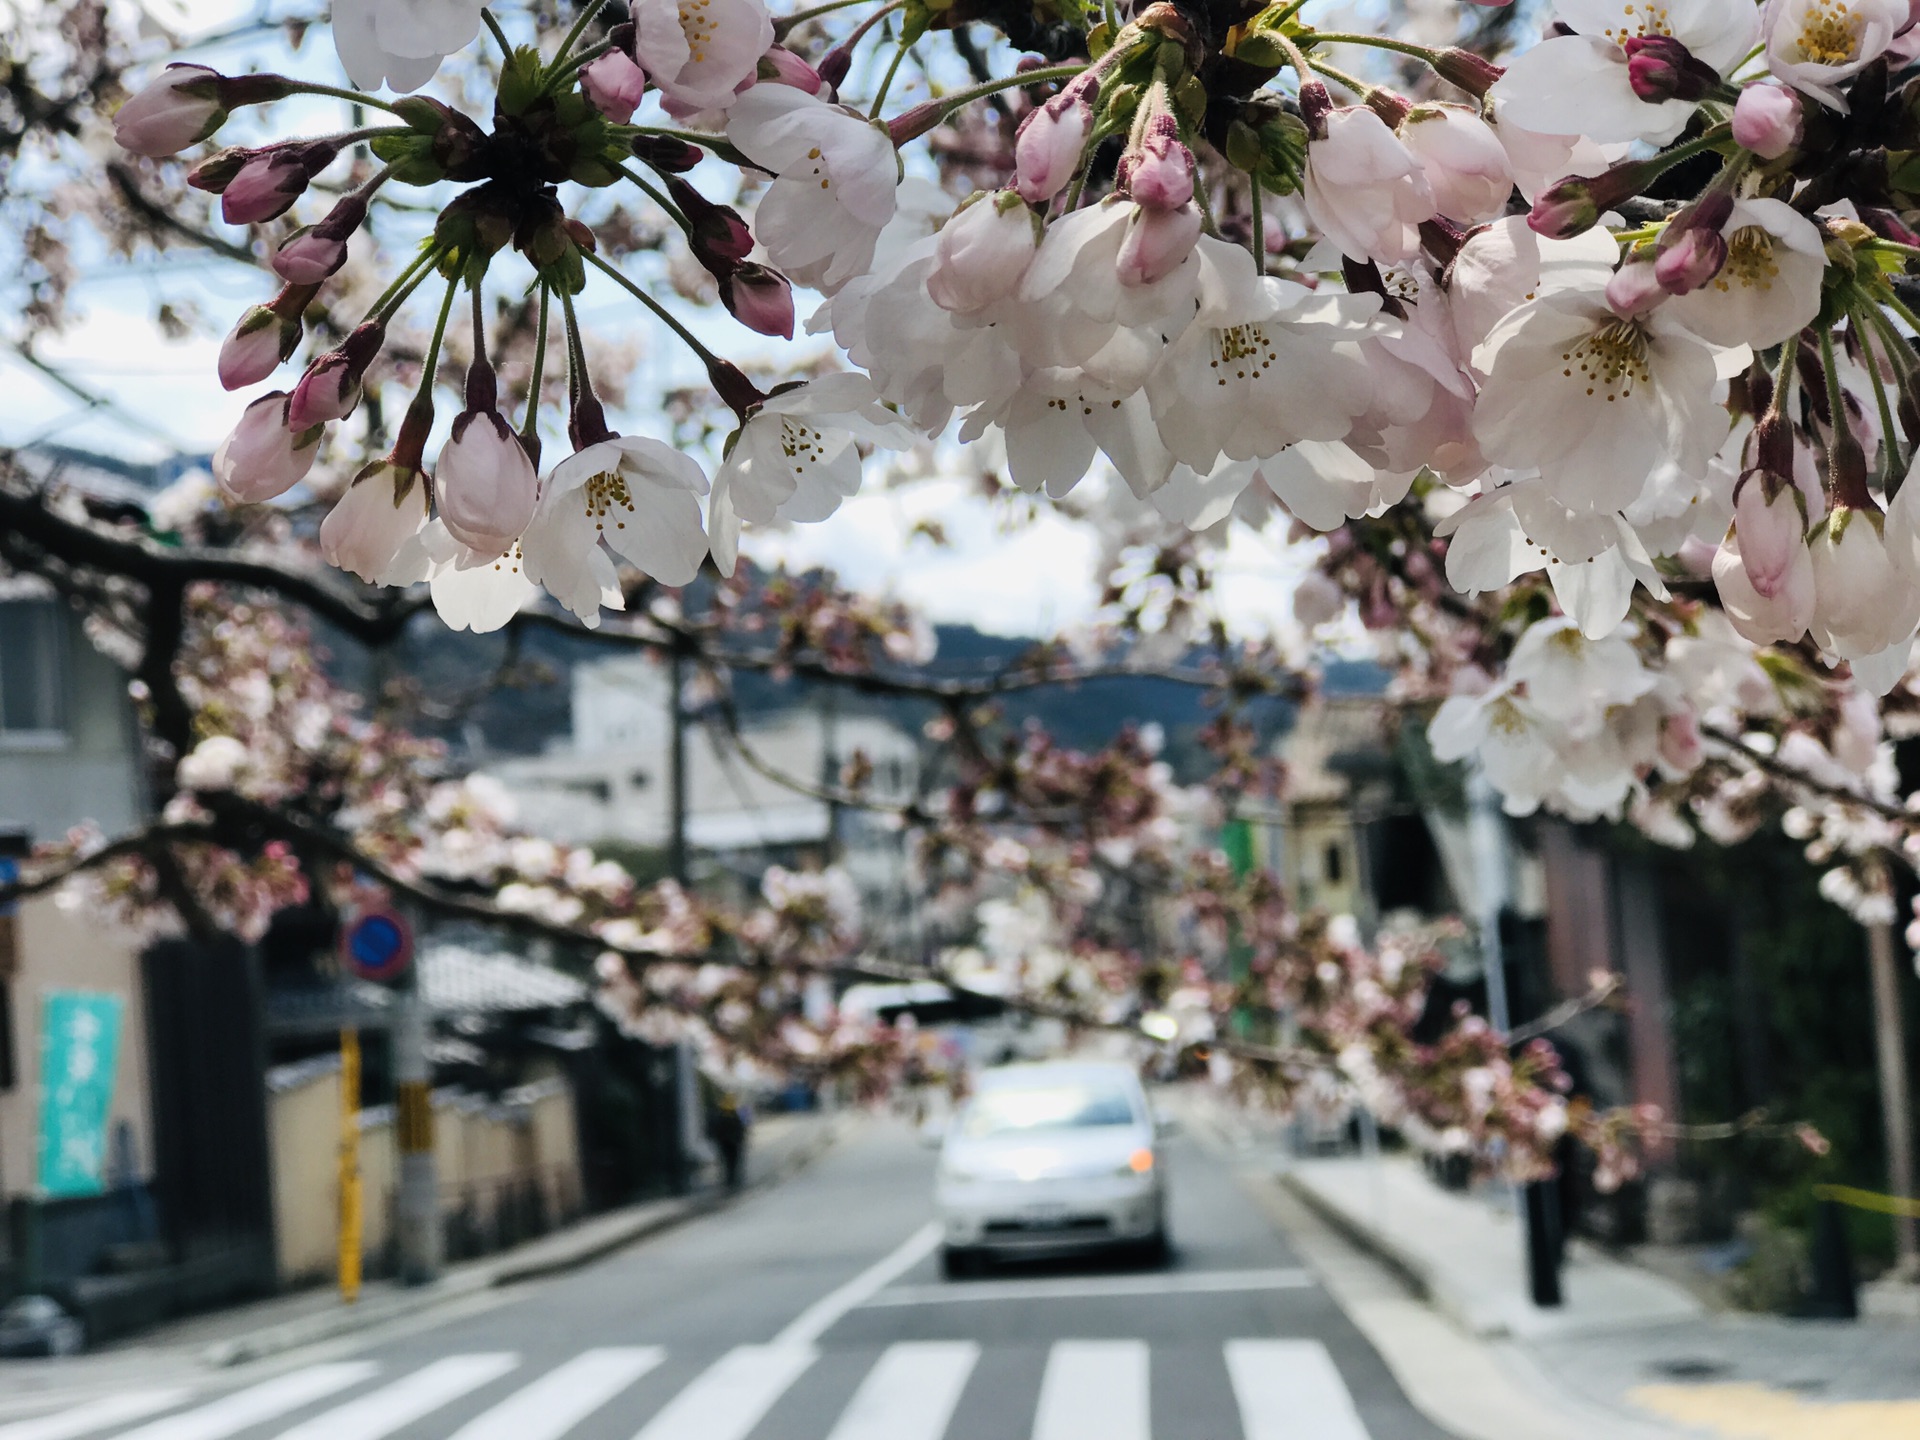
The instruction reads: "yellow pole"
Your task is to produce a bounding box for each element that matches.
[338,1027,363,1304]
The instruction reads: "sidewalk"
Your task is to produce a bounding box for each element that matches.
[0,1108,850,1421]
[1182,1089,1920,1440]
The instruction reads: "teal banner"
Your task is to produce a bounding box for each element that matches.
[37,990,124,1197]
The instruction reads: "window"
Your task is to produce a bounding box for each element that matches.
[0,600,66,737]
[959,1082,1140,1138]
[1324,842,1344,884]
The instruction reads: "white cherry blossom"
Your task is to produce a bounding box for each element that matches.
[633,0,773,111]
[1664,198,1826,348]
[729,86,900,293]
[1491,0,1758,144]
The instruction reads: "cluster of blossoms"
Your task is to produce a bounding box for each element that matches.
[106,0,1920,834]
[97,0,1911,1173]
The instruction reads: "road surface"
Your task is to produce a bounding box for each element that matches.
[0,1119,1455,1440]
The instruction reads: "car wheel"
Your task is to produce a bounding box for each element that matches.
[940,1246,981,1280]
[1135,1228,1170,1267]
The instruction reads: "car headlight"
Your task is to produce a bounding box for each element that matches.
[1114,1148,1155,1178]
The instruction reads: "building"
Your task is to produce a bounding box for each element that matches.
[487,655,923,896]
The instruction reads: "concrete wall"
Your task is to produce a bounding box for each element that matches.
[0,605,145,840]
[0,895,154,1202]
[266,1063,582,1288]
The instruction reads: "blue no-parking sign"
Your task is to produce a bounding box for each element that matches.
[341,908,413,983]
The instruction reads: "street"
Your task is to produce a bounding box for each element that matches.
[0,1120,1452,1440]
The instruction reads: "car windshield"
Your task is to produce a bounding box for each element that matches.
[959,1081,1138,1139]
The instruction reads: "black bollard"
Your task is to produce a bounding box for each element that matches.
[1525,1178,1565,1307]
[1804,1199,1858,1319]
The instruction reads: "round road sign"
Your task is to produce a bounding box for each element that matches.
[342,908,413,982]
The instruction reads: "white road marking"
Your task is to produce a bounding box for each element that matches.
[824,1342,979,1440]
[0,1390,191,1440]
[270,1354,518,1440]
[1031,1340,1150,1440]
[772,1221,942,1347]
[863,1267,1316,1308]
[631,1345,817,1440]
[446,1348,664,1440]
[113,1364,378,1440]
[1226,1339,1372,1440]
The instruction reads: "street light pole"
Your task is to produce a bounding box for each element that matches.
[1468,771,1562,1307]
[392,924,439,1286]
[1865,859,1919,1278]
[669,644,688,888]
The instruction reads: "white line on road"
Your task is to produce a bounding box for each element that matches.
[270,1354,518,1440]
[862,1267,1317,1308]
[113,1363,379,1440]
[824,1342,979,1440]
[630,1345,817,1440]
[446,1348,664,1440]
[1031,1340,1150,1440]
[0,1390,192,1440]
[1226,1339,1372,1440]
[771,1221,941,1347]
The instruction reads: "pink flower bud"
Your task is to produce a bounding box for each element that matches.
[114,64,226,157]
[927,192,1038,313]
[583,50,649,124]
[722,263,796,339]
[1623,35,1717,103]
[1014,77,1097,204]
[1653,225,1727,294]
[1732,82,1803,160]
[1398,104,1512,224]
[219,307,288,390]
[1605,259,1666,316]
[1734,474,1808,599]
[1124,120,1195,212]
[437,409,539,555]
[758,46,823,93]
[1117,202,1202,286]
[321,460,430,584]
[212,392,321,503]
[222,151,312,225]
[288,353,361,429]
[271,230,348,285]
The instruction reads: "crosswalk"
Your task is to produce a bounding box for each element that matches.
[0,1339,1377,1440]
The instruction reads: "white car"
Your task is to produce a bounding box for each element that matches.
[935,1060,1168,1277]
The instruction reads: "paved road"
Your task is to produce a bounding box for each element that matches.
[2,1120,1454,1440]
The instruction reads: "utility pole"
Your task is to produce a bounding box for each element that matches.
[820,683,842,865]
[337,1027,363,1303]
[1468,771,1562,1307]
[391,921,439,1286]
[1865,857,1919,1279]
[669,644,688,887]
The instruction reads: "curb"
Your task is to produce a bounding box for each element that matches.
[1275,1170,1448,1316]
[203,1113,851,1367]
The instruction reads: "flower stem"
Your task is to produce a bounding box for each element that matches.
[417,275,461,412]
[1301,31,1442,66]
[584,249,733,376]
[618,164,691,230]
[481,8,515,60]
[545,40,615,93]
[285,81,403,114]
[523,284,551,442]
[1854,306,1904,484]
[1311,58,1370,97]
[772,0,873,38]
[870,39,911,118]
[364,245,438,326]
[548,0,610,77]
[1249,179,1265,276]
[835,0,908,54]
[927,62,1086,112]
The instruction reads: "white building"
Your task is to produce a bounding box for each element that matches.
[485,656,922,891]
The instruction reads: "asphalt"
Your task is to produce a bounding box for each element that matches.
[0,1119,1459,1440]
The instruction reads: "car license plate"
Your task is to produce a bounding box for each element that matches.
[1022,1204,1071,1228]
